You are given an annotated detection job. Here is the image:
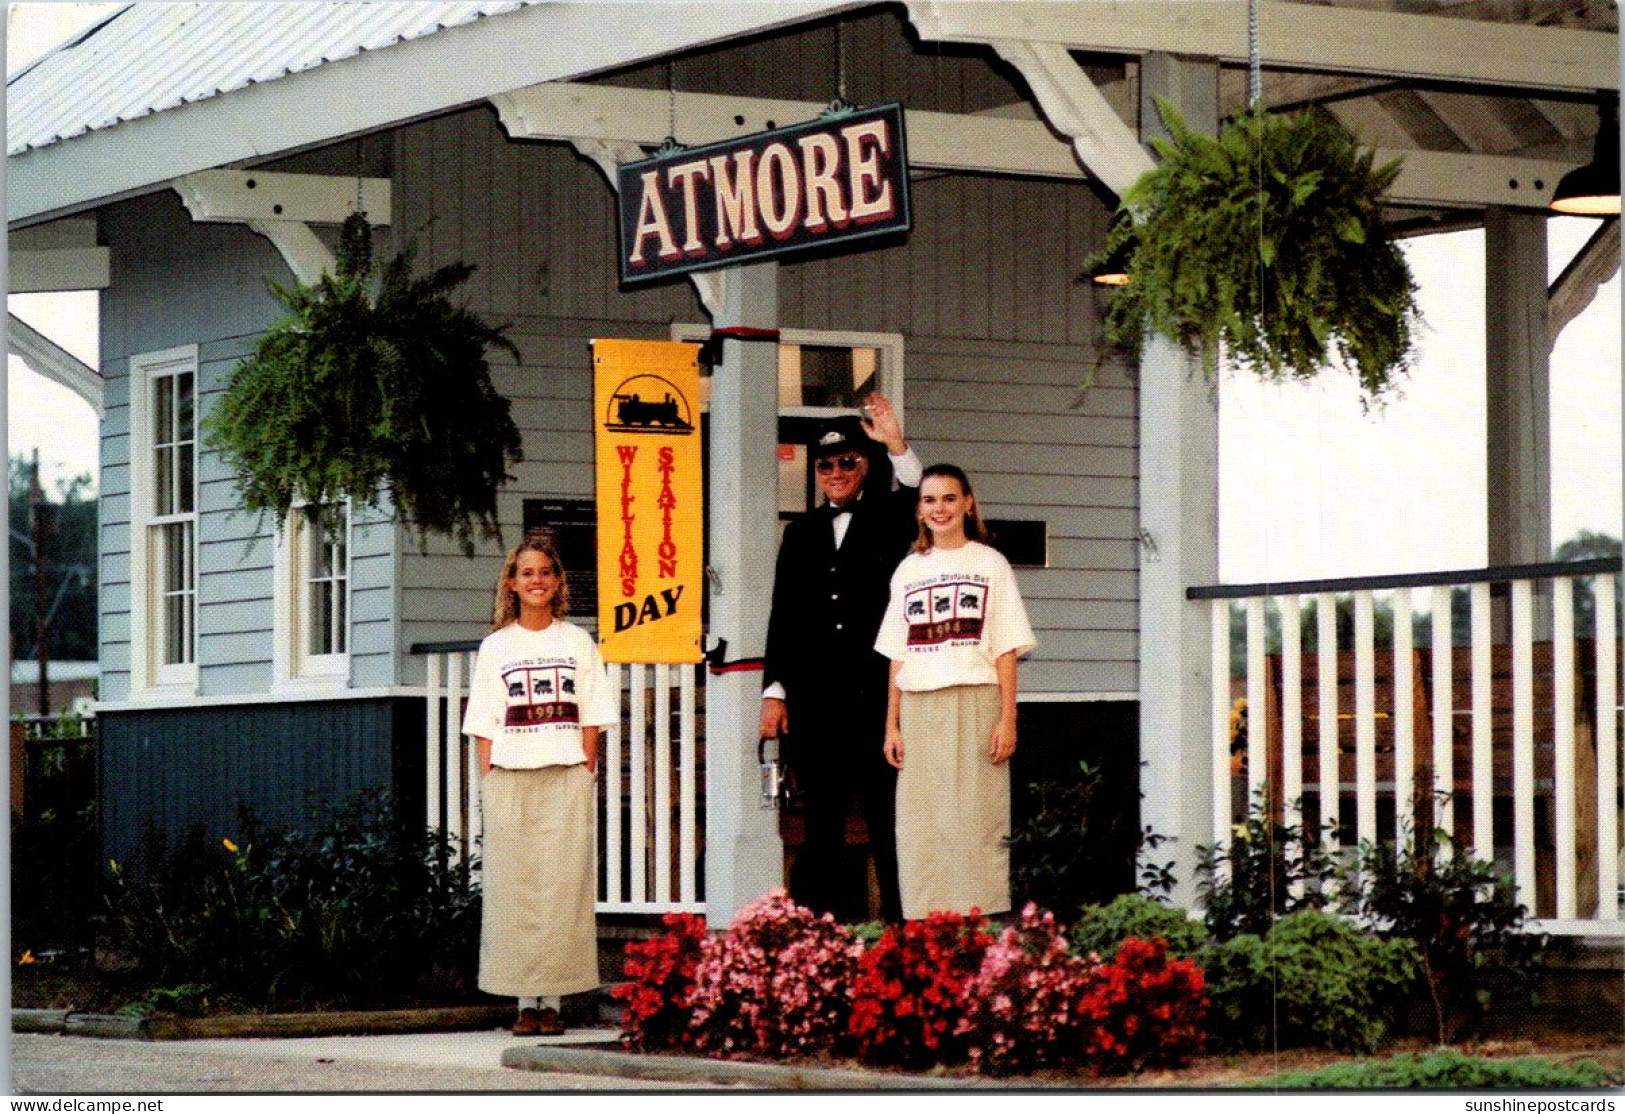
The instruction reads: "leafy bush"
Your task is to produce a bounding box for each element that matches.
[960,904,1094,1075]
[1196,789,1334,941]
[1077,936,1207,1074]
[613,912,708,1051]
[849,909,995,1068]
[1008,759,1175,924]
[1093,100,1418,401]
[1193,932,1273,1051]
[686,890,862,1059]
[1338,826,1546,1042]
[1253,1050,1614,1090]
[104,790,479,1012]
[1070,894,1205,961]
[205,213,522,556]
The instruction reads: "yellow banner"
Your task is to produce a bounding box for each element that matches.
[592,338,705,664]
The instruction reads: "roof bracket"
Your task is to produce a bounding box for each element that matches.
[172,169,392,284]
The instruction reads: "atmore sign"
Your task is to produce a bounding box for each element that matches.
[617,103,911,284]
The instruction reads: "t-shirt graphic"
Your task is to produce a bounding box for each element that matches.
[501,659,582,728]
[904,577,988,646]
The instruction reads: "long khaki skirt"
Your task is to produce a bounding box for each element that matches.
[479,764,600,998]
[895,684,1010,921]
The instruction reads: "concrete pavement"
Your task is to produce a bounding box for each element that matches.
[11,1028,725,1092]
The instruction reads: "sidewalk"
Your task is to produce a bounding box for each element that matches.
[11,1021,1004,1092]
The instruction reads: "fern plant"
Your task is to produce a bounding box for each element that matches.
[1093,100,1419,402]
[205,214,523,555]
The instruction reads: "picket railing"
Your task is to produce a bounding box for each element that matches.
[1191,558,1622,936]
[414,643,704,914]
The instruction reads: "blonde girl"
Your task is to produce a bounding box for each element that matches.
[461,530,616,1036]
[875,465,1036,919]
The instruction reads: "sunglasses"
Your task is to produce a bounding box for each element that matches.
[814,453,864,475]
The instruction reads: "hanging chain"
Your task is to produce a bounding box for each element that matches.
[656,60,684,155]
[355,135,366,218]
[1247,0,1262,109]
[825,19,854,117]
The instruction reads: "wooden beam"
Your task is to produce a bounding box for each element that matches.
[905,0,1618,94]
[987,39,1153,197]
[7,313,103,416]
[498,81,1578,208]
[1549,218,1621,342]
[8,246,110,293]
[492,83,1084,181]
[171,170,392,225]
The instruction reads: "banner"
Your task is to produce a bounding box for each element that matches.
[591,338,705,663]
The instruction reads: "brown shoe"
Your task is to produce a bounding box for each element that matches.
[512,1006,566,1037]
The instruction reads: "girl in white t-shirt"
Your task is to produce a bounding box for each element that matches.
[461,530,617,1036]
[875,465,1036,920]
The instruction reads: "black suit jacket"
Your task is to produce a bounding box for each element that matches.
[762,476,919,733]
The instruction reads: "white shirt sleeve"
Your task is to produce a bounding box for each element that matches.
[984,552,1037,659]
[574,633,620,728]
[874,561,910,661]
[460,633,504,739]
[889,446,923,488]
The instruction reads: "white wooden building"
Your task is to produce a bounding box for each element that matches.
[8,1,1620,933]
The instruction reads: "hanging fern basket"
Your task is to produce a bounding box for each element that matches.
[1092,100,1420,402]
[205,214,523,556]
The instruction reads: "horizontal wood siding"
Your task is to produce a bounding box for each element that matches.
[99,698,427,871]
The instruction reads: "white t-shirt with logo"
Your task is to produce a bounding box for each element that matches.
[874,541,1036,692]
[461,620,619,769]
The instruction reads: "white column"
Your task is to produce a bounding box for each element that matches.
[704,260,784,925]
[1137,54,1220,912]
[1484,208,1551,569]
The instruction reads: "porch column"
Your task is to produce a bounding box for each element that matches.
[1484,207,1552,567]
[1136,54,1220,912]
[704,261,784,925]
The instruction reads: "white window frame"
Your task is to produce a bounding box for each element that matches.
[670,324,905,421]
[272,500,353,690]
[128,344,200,696]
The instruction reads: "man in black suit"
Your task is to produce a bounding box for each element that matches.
[760,393,919,923]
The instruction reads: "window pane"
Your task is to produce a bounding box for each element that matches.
[333,577,348,655]
[154,377,174,448]
[155,446,174,516]
[176,441,194,514]
[165,592,187,665]
[311,581,333,656]
[176,372,194,439]
[163,522,187,593]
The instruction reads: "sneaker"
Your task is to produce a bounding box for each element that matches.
[512,1006,566,1037]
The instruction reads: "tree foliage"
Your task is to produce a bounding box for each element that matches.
[9,457,97,662]
[204,214,523,555]
[1094,100,1419,402]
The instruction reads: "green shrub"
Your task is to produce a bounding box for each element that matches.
[1338,823,1545,1042]
[104,789,480,1012]
[1007,759,1176,924]
[1070,894,1205,960]
[1201,910,1419,1054]
[1196,789,1335,941]
[1252,1049,1615,1089]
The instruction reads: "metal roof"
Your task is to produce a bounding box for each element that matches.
[6,2,535,157]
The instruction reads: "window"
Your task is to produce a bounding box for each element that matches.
[672,325,905,517]
[129,346,199,693]
[273,501,351,687]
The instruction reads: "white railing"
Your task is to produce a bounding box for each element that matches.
[416,644,705,914]
[1193,558,1622,937]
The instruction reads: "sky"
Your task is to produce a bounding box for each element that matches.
[5,2,1622,582]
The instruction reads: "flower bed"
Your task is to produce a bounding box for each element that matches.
[613,891,1208,1076]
